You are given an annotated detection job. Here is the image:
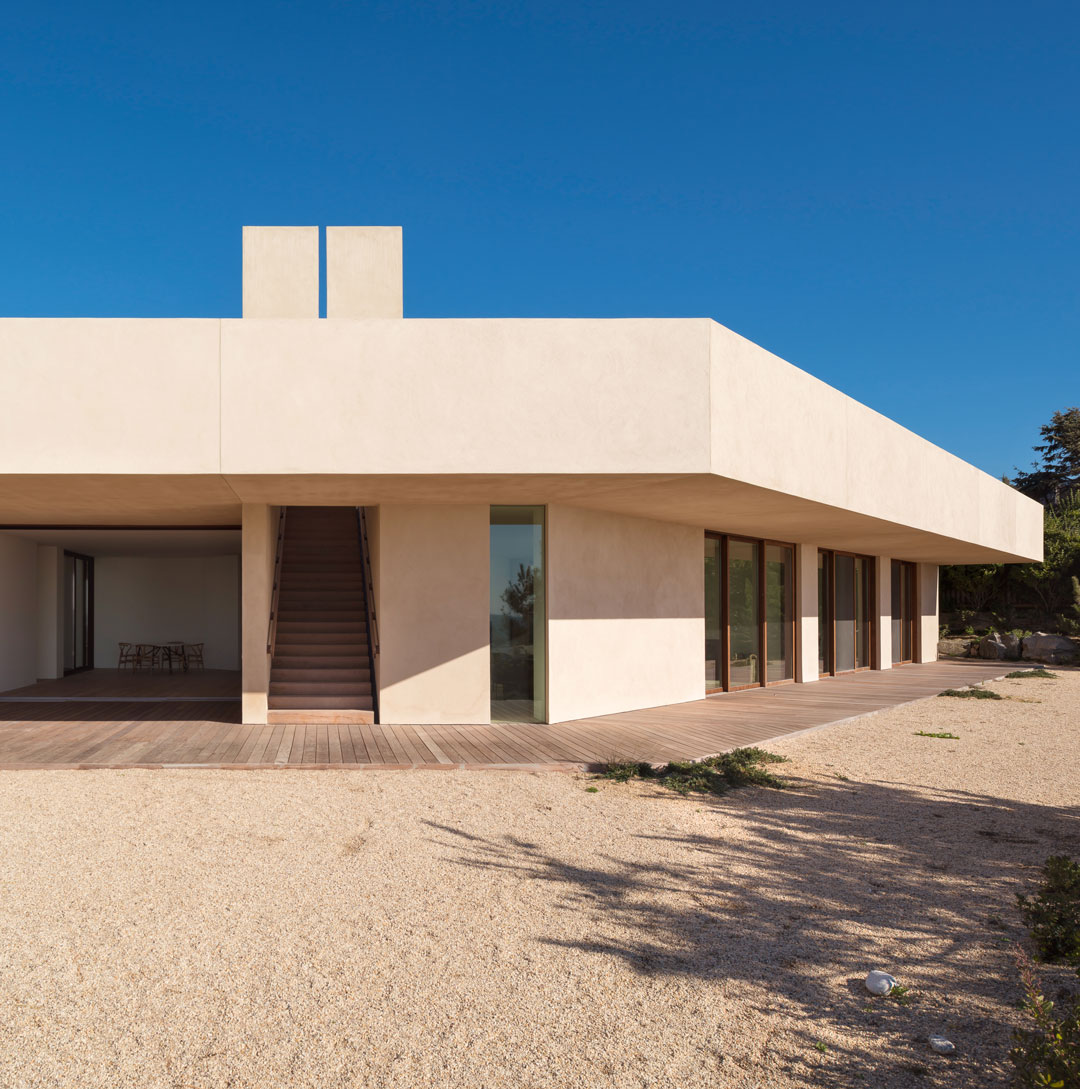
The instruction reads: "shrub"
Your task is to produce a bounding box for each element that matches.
[1018,855,1080,966]
[938,687,1003,700]
[1009,949,1080,1088]
[598,748,788,796]
[1006,669,1058,680]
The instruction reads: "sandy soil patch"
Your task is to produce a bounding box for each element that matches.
[1,668,1077,1088]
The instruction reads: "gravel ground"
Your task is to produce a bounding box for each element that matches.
[1,668,1078,1088]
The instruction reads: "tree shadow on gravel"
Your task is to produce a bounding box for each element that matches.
[425,778,1080,1087]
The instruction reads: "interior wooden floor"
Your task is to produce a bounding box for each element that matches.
[0,659,1011,770]
[0,669,241,701]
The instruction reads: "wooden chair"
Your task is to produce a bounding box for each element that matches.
[136,644,159,671]
[117,642,139,670]
[183,643,205,671]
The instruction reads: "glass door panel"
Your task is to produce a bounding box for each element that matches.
[765,544,793,682]
[902,563,914,661]
[891,560,903,663]
[727,539,760,688]
[704,537,722,691]
[818,551,831,674]
[854,556,870,669]
[834,554,856,672]
[490,507,545,723]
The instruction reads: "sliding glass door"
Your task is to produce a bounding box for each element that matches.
[704,534,795,692]
[891,560,917,664]
[490,507,545,723]
[63,551,94,674]
[818,550,872,675]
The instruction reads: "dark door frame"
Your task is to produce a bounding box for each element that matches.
[63,550,95,675]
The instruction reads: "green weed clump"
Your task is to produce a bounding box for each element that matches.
[938,687,1003,700]
[599,747,788,796]
[914,730,960,740]
[1006,668,1058,680]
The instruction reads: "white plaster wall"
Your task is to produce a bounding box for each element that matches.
[796,544,819,683]
[241,504,276,724]
[546,506,703,724]
[376,504,489,724]
[94,555,240,671]
[0,534,39,691]
[918,563,940,663]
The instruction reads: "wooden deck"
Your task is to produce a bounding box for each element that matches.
[0,659,1011,770]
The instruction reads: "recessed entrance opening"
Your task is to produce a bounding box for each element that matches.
[704,533,795,693]
[0,526,241,706]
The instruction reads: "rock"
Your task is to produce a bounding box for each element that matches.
[928,1034,955,1054]
[978,632,1022,660]
[1021,632,1077,664]
[864,970,897,996]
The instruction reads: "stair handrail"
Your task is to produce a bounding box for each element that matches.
[357,506,380,656]
[266,507,287,656]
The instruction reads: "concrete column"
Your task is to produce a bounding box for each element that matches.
[241,503,277,724]
[874,555,892,670]
[35,545,64,679]
[795,543,819,682]
[326,226,403,318]
[917,563,940,663]
[242,226,319,318]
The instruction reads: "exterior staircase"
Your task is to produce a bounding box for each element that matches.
[267,506,377,725]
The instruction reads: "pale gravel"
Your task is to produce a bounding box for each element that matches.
[1,668,1078,1088]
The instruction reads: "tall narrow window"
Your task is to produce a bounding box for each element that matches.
[892,560,916,664]
[63,551,94,674]
[818,551,832,675]
[490,507,545,723]
[854,556,870,668]
[727,539,760,689]
[704,536,723,692]
[834,554,856,672]
[765,544,794,682]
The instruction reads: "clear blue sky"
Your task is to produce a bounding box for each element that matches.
[1,1,1075,481]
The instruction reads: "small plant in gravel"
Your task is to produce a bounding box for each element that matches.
[1006,669,1058,680]
[596,747,788,796]
[813,1041,828,1054]
[601,760,656,782]
[1010,949,1080,1088]
[584,786,599,793]
[1018,855,1080,966]
[914,731,960,740]
[938,687,1003,700]
[889,983,914,1006]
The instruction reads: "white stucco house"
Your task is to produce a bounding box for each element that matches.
[0,226,1043,727]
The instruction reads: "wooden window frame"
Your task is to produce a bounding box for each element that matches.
[891,559,918,666]
[818,548,875,678]
[705,532,797,694]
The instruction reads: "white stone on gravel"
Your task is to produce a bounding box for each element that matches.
[929,1034,956,1054]
[864,970,897,996]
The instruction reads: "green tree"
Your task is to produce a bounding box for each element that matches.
[1013,407,1080,508]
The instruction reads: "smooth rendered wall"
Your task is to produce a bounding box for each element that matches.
[546,506,703,723]
[795,544,819,682]
[918,564,940,663]
[376,504,489,724]
[0,535,39,691]
[241,504,276,724]
[93,556,240,670]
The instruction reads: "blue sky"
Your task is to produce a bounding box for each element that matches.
[1,0,1075,480]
